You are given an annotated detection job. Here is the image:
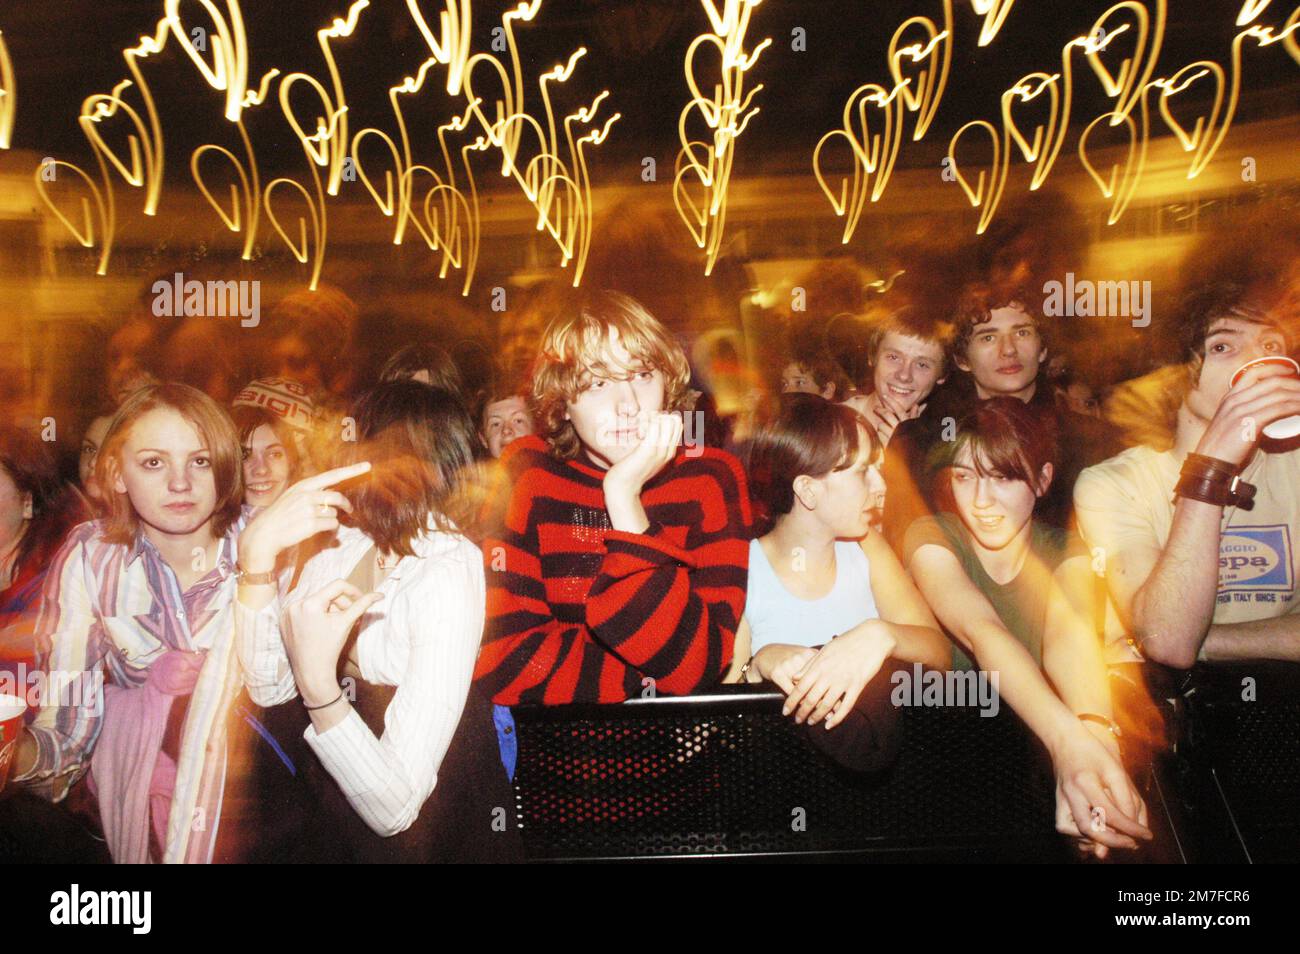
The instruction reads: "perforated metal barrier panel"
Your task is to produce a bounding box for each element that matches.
[511,688,1066,861]
[1189,663,1300,863]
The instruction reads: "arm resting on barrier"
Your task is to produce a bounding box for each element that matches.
[1043,555,1117,738]
[909,542,1151,854]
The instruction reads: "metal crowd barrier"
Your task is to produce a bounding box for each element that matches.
[1173,661,1300,863]
[510,685,1069,862]
[510,663,1300,863]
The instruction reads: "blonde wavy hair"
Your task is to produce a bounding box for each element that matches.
[531,291,692,460]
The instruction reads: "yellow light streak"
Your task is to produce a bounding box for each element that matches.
[33,158,113,275]
[256,2,370,291]
[824,80,938,244]
[970,0,1017,47]
[34,86,135,276]
[1237,1,1273,26]
[453,0,616,286]
[1153,62,1225,179]
[116,18,170,216]
[190,69,279,260]
[1084,1,1166,127]
[947,119,1008,235]
[1076,75,1160,227]
[1287,5,1300,66]
[351,56,443,246]
[1011,32,1099,192]
[427,100,483,282]
[888,1,952,141]
[673,0,770,275]
[1154,20,1300,179]
[80,89,152,189]
[1077,90,1150,226]
[163,0,250,123]
[0,29,15,150]
[405,1,472,94]
[1002,72,1060,165]
[319,0,370,196]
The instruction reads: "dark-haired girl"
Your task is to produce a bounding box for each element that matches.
[231,405,306,511]
[236,381,517,861]
[903,397,1151,857]
[726,394,947,739]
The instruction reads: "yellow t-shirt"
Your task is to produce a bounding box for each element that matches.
[1074,444,1300,661]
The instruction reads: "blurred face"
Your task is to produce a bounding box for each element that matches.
[949,443,1048,551]
[958,305,1046,401]
[111,407,219,543]
[564,327,666,469]
[483,395,534,458]
[79,414,114,498]
[873,332,946,412]
[242,424,292,508]
[269,334,325,393]
[1185,317,1290,422]
[106,321,158,405]
[1062,382,1100,418]
[162,321,234,402]
[0,466,30,548]
[809,425,886,539]
[781,362,832,399]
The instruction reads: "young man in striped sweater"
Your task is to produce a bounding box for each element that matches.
[474,291,751,705]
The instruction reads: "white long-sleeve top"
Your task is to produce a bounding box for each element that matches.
[236,520,486,837]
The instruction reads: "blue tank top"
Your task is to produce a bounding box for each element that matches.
[745,537,880,651]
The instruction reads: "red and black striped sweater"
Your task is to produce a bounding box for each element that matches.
[473,434,752,705]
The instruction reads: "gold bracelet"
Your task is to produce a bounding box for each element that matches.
[1077,712,1122,739]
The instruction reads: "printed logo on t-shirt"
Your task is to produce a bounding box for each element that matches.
[1217,525,1294,593]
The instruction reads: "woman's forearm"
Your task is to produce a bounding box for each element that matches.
[962,623,1078,756]
[886,621,950,671]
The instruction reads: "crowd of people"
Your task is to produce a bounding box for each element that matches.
[0,218,1298,864]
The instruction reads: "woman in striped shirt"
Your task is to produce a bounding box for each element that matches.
[11,384,253,863]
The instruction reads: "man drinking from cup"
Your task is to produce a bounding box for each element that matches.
[1074,281,1300,668]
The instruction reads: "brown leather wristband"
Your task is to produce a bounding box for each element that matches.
[1176,455,1256,509]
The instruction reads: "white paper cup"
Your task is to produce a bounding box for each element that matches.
[1230,356,1300,440]
[0,692,28,793]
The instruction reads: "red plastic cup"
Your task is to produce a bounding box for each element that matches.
[1230,356,1300,440]
[0,692,27,793]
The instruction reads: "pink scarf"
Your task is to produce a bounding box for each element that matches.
[88,649,206,864]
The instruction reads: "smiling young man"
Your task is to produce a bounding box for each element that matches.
[10,383,255,863]
[848,306,950,449]
[473,291,752,704]
[1074,282,1300,667]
